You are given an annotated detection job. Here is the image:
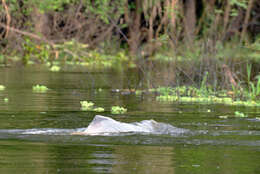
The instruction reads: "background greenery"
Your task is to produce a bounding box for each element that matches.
[0,0,260,91]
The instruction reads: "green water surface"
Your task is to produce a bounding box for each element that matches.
[0,65,259,174]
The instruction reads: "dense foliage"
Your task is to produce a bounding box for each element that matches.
[0,0,260,90]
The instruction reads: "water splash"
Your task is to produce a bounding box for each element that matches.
[0,115,188,136]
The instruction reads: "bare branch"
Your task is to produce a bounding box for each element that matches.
[1,0,11,38]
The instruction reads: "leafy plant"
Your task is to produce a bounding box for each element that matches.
[22,38,52,64]
[249,76,260,101]
[80,100,105,112]
[50,65,61,72]
[0,85,5,91]
[200,71,209,96]
[219,115,228,119]
[234,111,248,118]
[93,107,105,112]
[32,85,49,93]
[4,98,9,103]
[80,101,94,111]
[247,63,252,87]
[111,106,127,114]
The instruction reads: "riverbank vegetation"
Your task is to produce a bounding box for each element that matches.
[0,0,260,105]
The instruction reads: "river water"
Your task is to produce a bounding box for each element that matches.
[0,65,259,174]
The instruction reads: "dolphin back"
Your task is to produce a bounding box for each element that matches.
[77,115,187,135]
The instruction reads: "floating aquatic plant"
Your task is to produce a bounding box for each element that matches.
[152,84,260,107]
[80,101,105,112]
[234,111,248,118]
[0,85,5,91]
[156,90,260,107]
[93,107,105,112]
[27,60,35,65]
[111,106,127,114]
[135,90,143,95]
[219,115,228,119]
[50,65,61,72]
[32,85,49,92]
[45,62,51,67]
[156,95,178,102]
[80,101,94,111]
[4,98,8,103]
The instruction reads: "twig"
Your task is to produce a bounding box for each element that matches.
[0,22,80,59]
[1,0,11,38]
[176,66,196,85]
[107,16,129,43]
[0,22,54,45]
[222,64,237,88]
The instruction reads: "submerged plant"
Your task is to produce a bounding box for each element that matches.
[32,85,49,93]
[80,101,94,111]
[0,85,5,91]
[111,106,127,114]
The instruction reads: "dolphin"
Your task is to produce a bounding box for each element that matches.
[72,115,187,135]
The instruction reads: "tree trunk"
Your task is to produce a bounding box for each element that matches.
[223,0,231,37]
[128,0,142,57]
[184,0,196,43]
[31,8,51,39]
[241,0,254,43]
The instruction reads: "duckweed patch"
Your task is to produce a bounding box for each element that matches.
[32,85,49,93]
[111,106,127,114]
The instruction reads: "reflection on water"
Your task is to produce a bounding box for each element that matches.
[1,140,260,174]
[111,146,174,174]
[0,140,175,174]
[0,65,260,174]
